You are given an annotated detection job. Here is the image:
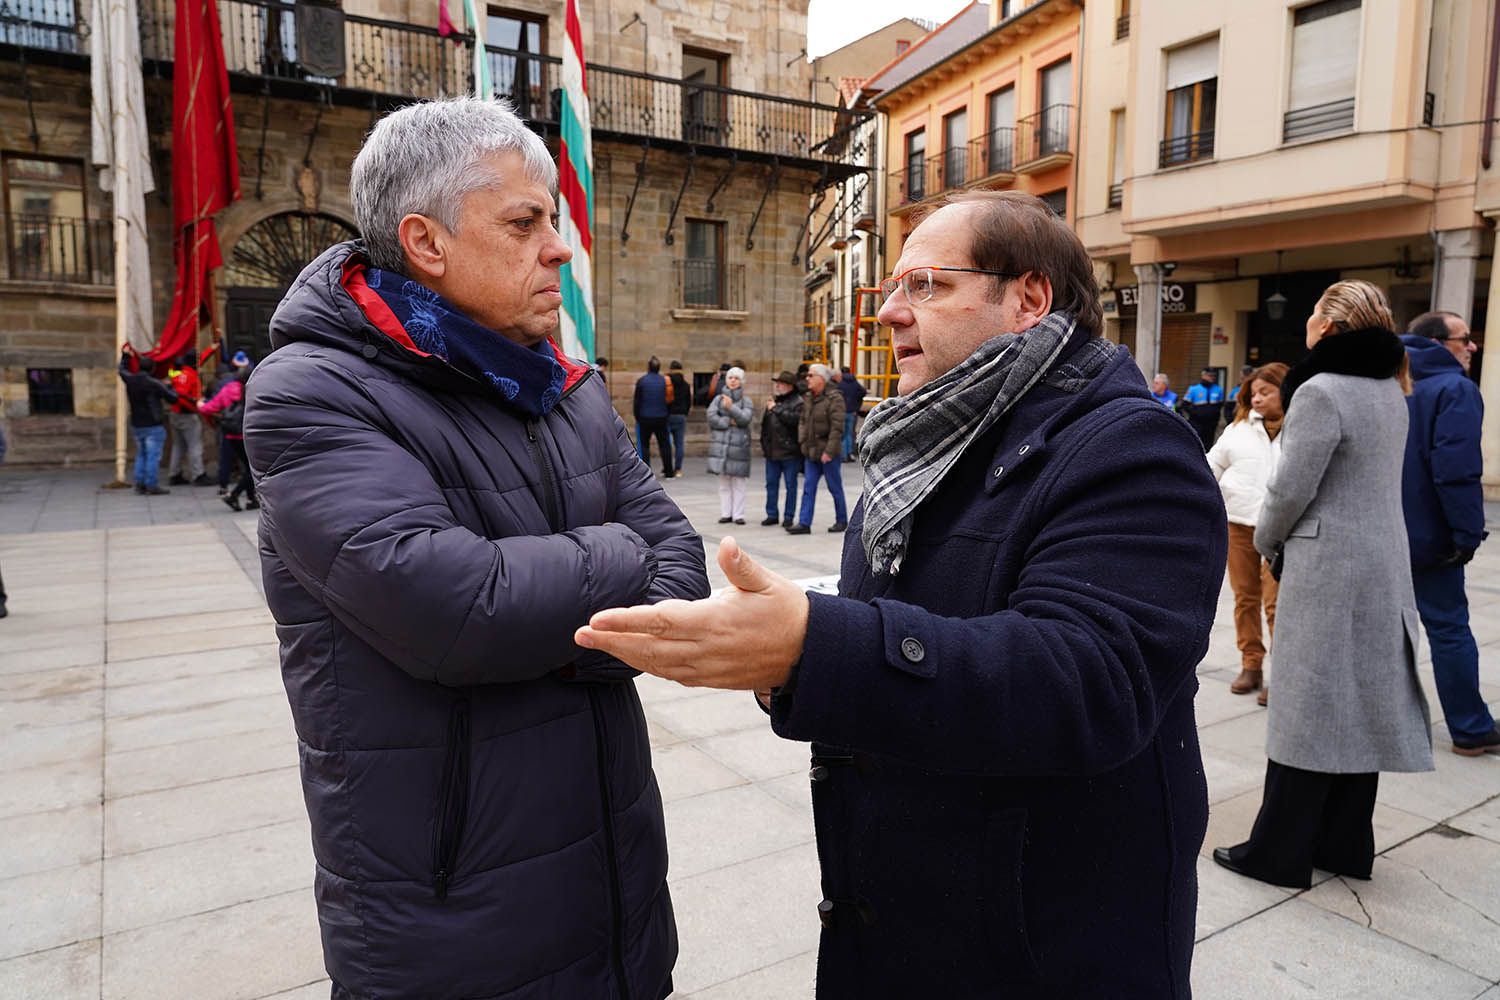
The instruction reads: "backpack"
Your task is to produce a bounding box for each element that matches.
[220,399,245,436]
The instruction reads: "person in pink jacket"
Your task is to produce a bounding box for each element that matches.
[197,366,257,510]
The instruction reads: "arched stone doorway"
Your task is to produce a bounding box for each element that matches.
[222,211,356,362]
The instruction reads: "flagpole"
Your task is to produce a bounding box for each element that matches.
[113,218,128,485]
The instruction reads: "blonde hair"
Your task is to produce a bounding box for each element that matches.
[1314,280,1411,394]
[1232,362,1288,424]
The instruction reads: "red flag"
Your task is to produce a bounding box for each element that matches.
[151,0,241,361]
[438,0,455,37]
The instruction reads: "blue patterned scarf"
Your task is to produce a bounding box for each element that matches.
[366,267,564,417]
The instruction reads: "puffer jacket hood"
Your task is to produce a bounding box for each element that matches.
[248,239,708,999]
[1402,332,1466,381]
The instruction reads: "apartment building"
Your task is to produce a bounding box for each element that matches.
[0,0,864,464]
[1077,0,1493,416]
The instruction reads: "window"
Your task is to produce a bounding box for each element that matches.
[487,8,548,115]
[905,129,927,201]
[3,155,101,283]
[682,46,729,144]
[27,368,74,415]
[1285,0,1360,141]
[683,219,725,308]
[1109,110,1126,208]
[1116,0,1131,41]
[895,39,910,55]
[1040,190,1067,218]
[985,86,1015,173]
[1,0,80,52]
[942,109,968,188]
[1161,37,1217,166]
[1038,59,1072,156]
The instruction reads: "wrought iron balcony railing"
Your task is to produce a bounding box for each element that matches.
[970,126,1016,179]
[1015,104,1073,166]
[1107,182,1124,209]
[675,258,744,311]
[3,0,867,170]
[1159,129,1215,167]
[1282,97,1355,143]
[5,214,113,284]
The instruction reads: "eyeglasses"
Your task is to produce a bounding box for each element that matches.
[879,265,1021,304]
[1438,334,1481,347]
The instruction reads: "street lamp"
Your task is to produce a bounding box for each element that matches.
[1264,250,1287,320]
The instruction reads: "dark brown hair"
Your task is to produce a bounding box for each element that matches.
[1232,362,1288,424]
[913,190,1102,334]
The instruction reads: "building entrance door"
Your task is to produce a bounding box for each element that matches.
[222,211,357,363]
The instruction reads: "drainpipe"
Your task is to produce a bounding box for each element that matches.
[1070,0,1086,224]
[1483,0,1500,168]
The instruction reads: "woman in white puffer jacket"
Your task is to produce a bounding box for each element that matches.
[1207,362,1289,702]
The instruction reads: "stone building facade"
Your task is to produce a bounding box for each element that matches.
[0,0,863,465]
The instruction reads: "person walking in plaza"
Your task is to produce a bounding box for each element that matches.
[1150,371,1177,408]
[833,364,866,461]
[1207,362,1287,704]
[1182,367,1225,450]
[578,190,1226,997]
[117,348,178,495]
[667,359,691,476]
[1214,279,1433,890]
[707,366,752,523]
[165,353,210,486]
[198,366,256,511]
[788,362,846,534]
[243,97,707,1000]
[632,356,675,477]
[760,369,803,527]
[1401,310,1497,755]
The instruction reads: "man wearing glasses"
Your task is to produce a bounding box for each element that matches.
[1401,311,1496,755]
[576,191,1226,996]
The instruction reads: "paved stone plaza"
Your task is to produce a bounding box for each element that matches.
[1,463,1498,999]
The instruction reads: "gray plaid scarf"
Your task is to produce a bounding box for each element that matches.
[859,311,1095,576]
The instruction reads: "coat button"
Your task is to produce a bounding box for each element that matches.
[900,637,925,663]
[809,765,830,782]
[361,344,379,359]
[817,899,836,928]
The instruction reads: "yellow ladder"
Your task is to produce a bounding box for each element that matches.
[801,321,829,364]
[852,287,895,407]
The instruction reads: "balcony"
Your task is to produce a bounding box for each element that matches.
[674,258,745,314]
[1115,15,1130,41]
[1282,97,1355,143]
[969,127,1017,182]
[5,0,867,175]
[1014,104,1073,173]
[1107,183,1123,209]
[1158,129,1215,168]
[5,214,113,284]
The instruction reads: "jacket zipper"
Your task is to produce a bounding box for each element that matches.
[432,698,471,900]
[588,688,633,999]
[525,420,565,532]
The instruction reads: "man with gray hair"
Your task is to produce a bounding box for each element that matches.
[786,361,847,533]
[244,96,706,999]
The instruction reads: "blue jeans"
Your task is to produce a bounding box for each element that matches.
[798,456,847,527]
[634,422,645,460]
[764,457,800,521]
[1413,564,1495,741]
[842,412,857,460]
[132,425,166,489]
[668,414,687,472]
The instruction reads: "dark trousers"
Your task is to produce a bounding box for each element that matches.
[1414,564,1494,741]
[668,414,687,472]
[1228,759,1378,888]
[638,418,673,475]
[226,438,256,502]
[764,457,800,521]
[217,427,234,489]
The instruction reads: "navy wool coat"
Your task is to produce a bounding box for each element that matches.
[769,332,1227,998]
[245,241,709,1000]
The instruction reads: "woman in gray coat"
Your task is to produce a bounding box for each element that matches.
[707,367,753,523]
[1214,279,1433,889]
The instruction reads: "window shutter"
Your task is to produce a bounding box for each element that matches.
[1112,111,1128,185]
[1289,1,1360,111]
[1165,37,1218,91]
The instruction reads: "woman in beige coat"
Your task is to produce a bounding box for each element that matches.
[1213,280,1433,889]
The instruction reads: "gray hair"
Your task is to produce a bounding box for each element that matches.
[351,96,558,272]
[807,363,833,380]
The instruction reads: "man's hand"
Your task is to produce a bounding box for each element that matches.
[821,452,832,464]
[575,537,809,690]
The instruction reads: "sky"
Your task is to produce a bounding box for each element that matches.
[806,0,976,59]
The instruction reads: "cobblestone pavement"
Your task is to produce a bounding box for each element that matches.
[1,464,1498,999]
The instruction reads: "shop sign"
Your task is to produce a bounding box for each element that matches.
[1117,282,1196,318]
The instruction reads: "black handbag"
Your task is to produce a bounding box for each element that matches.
[1269,544,1284,582]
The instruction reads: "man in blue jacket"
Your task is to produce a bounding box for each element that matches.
[1401,311,1496,755]
[579,190,1226,998]
[245,97,707,1000]
[1181,367,1224,450]
[632,355,675,477]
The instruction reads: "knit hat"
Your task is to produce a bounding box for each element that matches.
[231,351,251,368]
[725,366,746,381]
[773,370,797,385]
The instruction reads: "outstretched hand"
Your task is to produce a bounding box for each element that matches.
[575,537,809,691]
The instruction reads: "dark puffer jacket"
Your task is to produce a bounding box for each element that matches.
[245,241,709,1000]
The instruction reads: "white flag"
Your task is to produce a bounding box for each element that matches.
[89,0,156,352]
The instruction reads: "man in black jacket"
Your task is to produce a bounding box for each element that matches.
[759,369,803,526]
[117,350,178,495]
[666,359,691,477]
[245,96,708,1000]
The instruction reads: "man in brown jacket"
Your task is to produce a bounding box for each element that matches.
[788,362,848,533]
